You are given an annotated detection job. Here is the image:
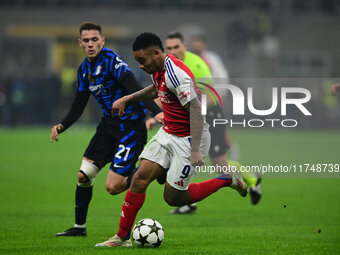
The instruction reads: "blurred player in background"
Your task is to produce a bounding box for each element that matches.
[50,22,162,237]
[191,34,237,159]
[191,34,262,205]
[331,84,340,96]
[162,32,261,214]
[95,32,247,247]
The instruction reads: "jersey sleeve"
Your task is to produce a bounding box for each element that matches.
[60,90,90,131]
[109,53,134,82]
[77,65,89,92]
[167,72,197,107]
[60,67,90,130]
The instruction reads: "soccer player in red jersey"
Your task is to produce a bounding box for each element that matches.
[95,32,247,247]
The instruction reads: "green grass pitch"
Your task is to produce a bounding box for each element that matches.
[0,127,339,255]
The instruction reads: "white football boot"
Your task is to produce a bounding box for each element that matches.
[95,234,132,247]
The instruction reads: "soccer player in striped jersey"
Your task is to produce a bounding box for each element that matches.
[94,32,247,247]
[50,22,162,237]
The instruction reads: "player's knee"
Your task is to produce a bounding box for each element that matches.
[77,171,88,183]
[105,182,125,195]
[77,171,93,187]
[77,159,100,187]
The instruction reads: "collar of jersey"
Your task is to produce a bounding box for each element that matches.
[86,48,105,69]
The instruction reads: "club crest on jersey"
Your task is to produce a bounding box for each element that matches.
[158,90,170,103]
[88,74,95,84]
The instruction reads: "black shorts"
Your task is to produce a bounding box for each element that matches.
[84,117,147,177]
[205,105,230,158]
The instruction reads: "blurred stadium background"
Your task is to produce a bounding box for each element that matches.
[0,2,339,254]
[0,0,339,127]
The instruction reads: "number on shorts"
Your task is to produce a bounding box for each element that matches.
[180,165,191,179]
[115,144,131,161]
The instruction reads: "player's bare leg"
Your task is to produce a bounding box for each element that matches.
[169,154,248,214]
[95,159,163,247]
[164,183,191,206]
[105,171,129,195]
[166,170,246,210]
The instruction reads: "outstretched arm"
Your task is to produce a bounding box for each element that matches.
[112,85,157,117]
[50,90,90,143]
[120,75,161,116]
[126,84,158,102]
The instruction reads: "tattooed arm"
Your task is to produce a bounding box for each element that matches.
[184,97,204,167]
[112,84,158,117]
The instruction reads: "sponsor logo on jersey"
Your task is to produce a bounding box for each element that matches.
[115,56,128,69]
[89,84,104,95]
[178,90,190,101]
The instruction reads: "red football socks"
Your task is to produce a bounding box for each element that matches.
[188,176,232,203]
[117,190,146,240]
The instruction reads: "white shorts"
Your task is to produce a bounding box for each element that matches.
[139,123,210,190]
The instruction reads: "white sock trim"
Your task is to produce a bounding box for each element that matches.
[74,223,86,228]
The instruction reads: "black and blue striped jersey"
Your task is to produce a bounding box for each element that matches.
[78,47,146,120]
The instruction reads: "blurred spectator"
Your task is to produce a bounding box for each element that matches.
[191,35,229,80]
[10,78,27,125]
[61,65,76,103]
[330,84,340,97]
[190,35,240,161]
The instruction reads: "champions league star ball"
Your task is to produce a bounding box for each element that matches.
[132,218,164,247]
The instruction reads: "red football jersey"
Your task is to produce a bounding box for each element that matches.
[151,55,200,137]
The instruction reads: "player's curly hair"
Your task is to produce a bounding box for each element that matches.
[132,32,164,52]
[79,21,102,35]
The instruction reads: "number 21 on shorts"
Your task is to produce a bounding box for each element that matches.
[115,144,131,162]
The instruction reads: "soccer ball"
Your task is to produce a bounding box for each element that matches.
[132,218,164,247]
